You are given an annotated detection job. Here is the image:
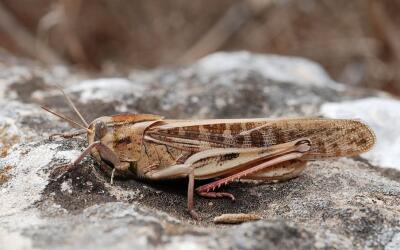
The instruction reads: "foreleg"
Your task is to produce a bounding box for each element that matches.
[54,141,128,183]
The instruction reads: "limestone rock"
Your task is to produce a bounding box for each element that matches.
[1,51,399,250]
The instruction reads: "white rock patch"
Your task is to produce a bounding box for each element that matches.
[0,144,57,216]
[196,51,343,89]
[68,78,145,104]
[0,144,81,216]
[386,233,400,250]
[0,228,33,250]
[321,97,400,169]
[61,179,73,194]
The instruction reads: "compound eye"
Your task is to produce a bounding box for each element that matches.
[94,121,107,140]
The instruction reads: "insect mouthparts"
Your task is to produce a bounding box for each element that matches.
[295,139,312,153]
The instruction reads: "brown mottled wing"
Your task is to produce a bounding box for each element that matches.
[145,118,375,159]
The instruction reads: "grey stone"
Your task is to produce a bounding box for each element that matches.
[0,51,399,250]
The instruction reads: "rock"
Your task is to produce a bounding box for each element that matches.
[0,51,399,250]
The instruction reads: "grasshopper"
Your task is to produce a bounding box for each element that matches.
[42,88,376,219]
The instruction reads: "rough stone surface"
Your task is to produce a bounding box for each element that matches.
[0,51,399,250]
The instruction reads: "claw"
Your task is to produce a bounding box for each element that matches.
[197,191,236,201]
[189,209,199,220]
[52,163,74,179]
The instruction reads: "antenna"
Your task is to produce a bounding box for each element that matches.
[54,83,89,127]
[41,106,93,133]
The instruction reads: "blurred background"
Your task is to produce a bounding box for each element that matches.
[0,0,399,96]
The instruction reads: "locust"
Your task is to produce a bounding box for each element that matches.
[42,88,376,219]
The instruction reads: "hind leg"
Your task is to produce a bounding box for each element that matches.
[241,160,307,182]
[195,152,308,196]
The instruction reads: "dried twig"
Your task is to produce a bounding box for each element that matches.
[37,0,92,68]
[213,213,261,224]
[365,0,400,63]
[178,0,276,64]
[0,2,64,64]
